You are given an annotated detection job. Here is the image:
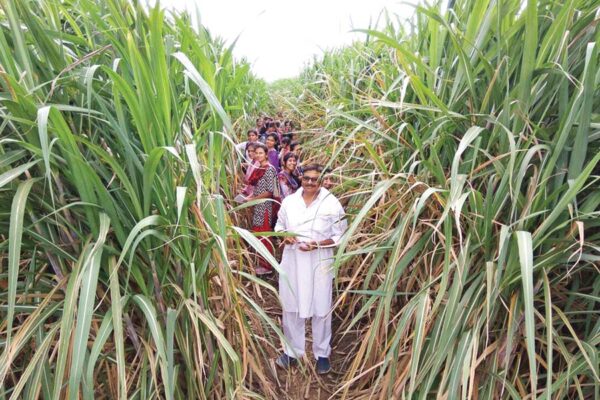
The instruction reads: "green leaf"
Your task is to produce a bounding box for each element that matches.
[5,179,37,348]
[68,214,111,399]
[0,161,40,189]
[516,231,537,398]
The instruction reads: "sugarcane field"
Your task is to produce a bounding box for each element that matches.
[1,0,599,398]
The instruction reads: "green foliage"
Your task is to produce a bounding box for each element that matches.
[0,0,276,398]
[2,0,599,398]
[284,0,600,397]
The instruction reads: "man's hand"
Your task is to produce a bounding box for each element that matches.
[298,241,317,251]
[280,236,298,247]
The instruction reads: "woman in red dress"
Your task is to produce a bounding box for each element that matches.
[245,143,278,275]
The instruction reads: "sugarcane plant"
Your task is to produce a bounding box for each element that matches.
[0,0,280,399]
[276,0,600,398]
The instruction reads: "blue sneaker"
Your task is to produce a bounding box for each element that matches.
[275,353,297,369]
[316,357,331,374]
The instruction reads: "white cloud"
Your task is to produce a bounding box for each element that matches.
[159,0,417,82]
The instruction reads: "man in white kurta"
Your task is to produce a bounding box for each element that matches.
[274,164,347,374]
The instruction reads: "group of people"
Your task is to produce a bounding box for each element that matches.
[235,116,347,375]
[236,118,303,275]
[236,117,304,204]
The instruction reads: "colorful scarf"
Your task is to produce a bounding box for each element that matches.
[279,170,300,191]
[247,164,269,186]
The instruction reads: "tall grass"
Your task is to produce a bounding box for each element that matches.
[0,0,278,398]
[2,0,599,398]
[277,0,600,397]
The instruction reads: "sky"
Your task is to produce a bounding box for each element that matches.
[159,0,417,82]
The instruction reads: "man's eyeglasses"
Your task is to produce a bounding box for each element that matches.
[301,176,319,183]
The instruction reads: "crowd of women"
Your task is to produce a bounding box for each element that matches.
[235,116,334,275]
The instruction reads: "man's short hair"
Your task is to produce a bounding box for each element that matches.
[302,164,324,174]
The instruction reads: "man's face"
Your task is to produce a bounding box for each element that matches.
[248,132,258,142]
[322,176,334,190]
[301,170,321,195]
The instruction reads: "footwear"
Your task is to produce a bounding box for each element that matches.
[316,357,331,374]
[255,266,273,275]
[275,353,297,369]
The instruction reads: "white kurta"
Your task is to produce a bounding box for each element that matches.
[275,188,347,318]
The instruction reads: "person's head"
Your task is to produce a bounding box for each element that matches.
[280,137,291,149]
[266,122,275,133]
[290,141,301,157]
[256,117,263,127]
[323,174,335,190]
[253,143,269,164]
[321,168,334,189]
[301,164,324,195]
[247,129,258,142]
[282,152,298,173]
[265,133,278,150]
[246,142,257,160]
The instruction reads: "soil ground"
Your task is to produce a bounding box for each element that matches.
[248,272,358,400]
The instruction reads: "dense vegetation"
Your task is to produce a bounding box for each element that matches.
[276,0,600,398]
[1,0,599,399]
[0,0,275,398]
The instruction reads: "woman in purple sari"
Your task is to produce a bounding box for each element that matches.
[265,133,281,173]
[278,152,301,199]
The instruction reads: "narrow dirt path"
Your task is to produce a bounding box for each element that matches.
[247,272,358,400]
